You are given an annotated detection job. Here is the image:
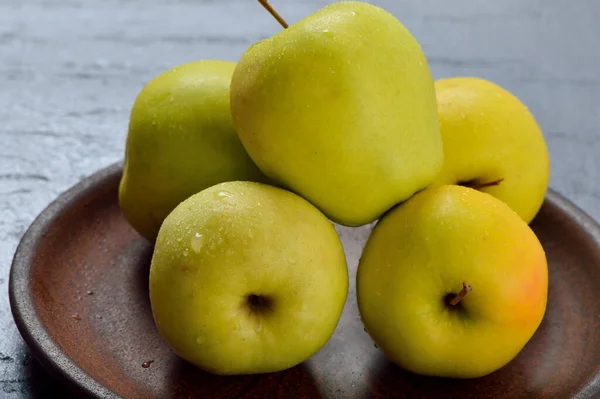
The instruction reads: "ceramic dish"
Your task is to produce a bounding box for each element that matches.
[9,163,600,398]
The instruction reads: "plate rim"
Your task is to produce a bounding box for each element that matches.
[9,162,124,399]
[8,161,600,399]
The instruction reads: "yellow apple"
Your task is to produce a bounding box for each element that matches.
[433,77,550,224]
[119,60,269,242]
[356,184,548,378]
[149,181,348,375]
[230,1,443,227]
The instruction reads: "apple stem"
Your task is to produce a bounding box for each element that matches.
[448,282,472,306]
[258,0,289,29]
[462,178,504,190]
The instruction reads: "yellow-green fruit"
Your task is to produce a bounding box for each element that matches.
[230,1,443,227]
[357,185,548,379]
[119,60,269,242]
[433,77,550,223]
[149,181,348,375]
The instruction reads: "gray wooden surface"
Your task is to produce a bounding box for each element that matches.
[1,0,599,397]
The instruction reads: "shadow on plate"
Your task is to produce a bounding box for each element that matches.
[167,357,324,399]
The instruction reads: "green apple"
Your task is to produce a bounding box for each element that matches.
[119,60,269,242]
[357,184,548,378]
[230,1,443,227]
[432,77,550,224]
[149,180,348,375]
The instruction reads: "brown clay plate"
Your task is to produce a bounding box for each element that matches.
[9,162,600,398]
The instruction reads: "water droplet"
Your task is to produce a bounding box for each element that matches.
[72,313,81,321]
[142,360,154,368]
[196,336,205,345]
[183,249,189,257]
[351,11,356,16]
[322,29,329,33]
[257,324,262,332]
[256,201,261,206]
[215,191,232,199]
[191,233,204,253]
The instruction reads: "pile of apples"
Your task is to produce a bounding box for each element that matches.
[118,1,551,380]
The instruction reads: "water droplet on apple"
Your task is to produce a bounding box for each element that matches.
[183,249,189,257]
[196,336,205,345]
[215,191,232,199]
[256,201,261,206]
[322,29,329,33]
[191,233,204,253]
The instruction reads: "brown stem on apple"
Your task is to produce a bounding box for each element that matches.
[448,282,472,306]
[461,178,504,190]
[258,0,289,29]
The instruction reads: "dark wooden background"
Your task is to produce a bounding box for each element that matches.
[1,0,599,397]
